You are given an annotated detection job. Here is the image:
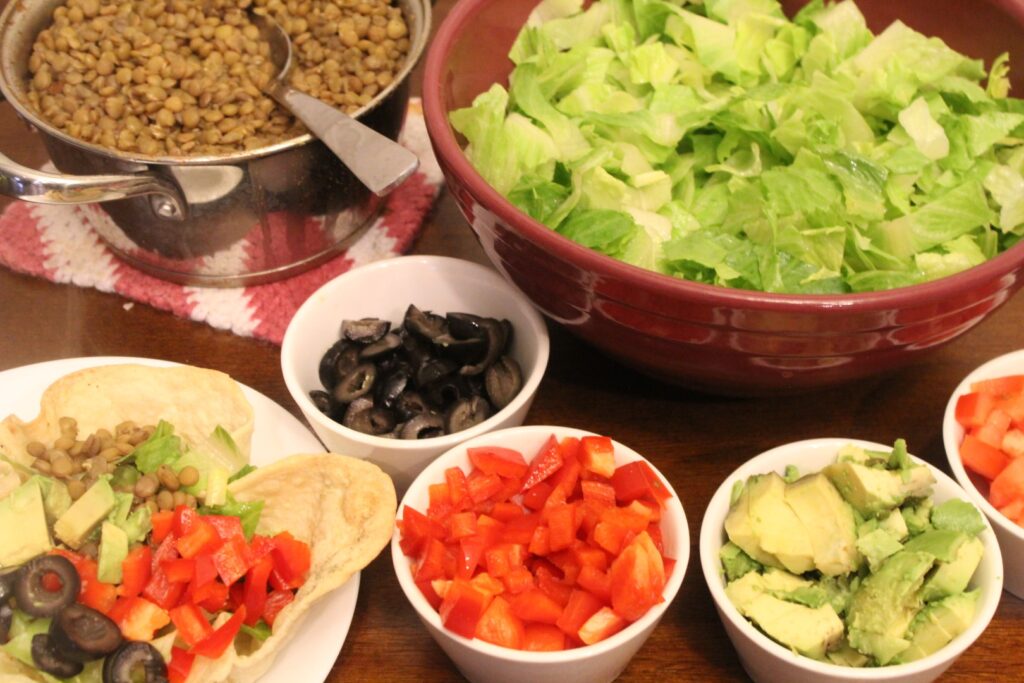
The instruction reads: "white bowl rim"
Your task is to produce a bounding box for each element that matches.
[943,348,1024,544]
[698,437,1004,680]
[391,424,690,663]
[281,255,551,450]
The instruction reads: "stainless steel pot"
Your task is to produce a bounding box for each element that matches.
[0,0,431,286]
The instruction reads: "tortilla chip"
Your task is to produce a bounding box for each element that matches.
[0,364,254,468]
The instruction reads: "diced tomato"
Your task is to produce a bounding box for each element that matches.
[169,603,213,647]
[214,536,253,587]
[522,481,553,511]
[576,565,612,603]
[151,511,175,544]
[520,436,563,492]
[468,447,529,480]
[168,646,194,683]
[961,433,1012,480]
[162,558,195,584]
[271,532,311,588]
[263,589,294,627]
[142,568,186,610]
[977,409,1013,448]
[546,504,577,553]
[956,392,997,429]
[523,623,566,651]
[972,375,1024,396]
[466,470,503,504]
[579,436,616,478]
[475,596,525,649]
[119,545,152,599]
[555,589,603,641]
[609,531,665,622]
[509,588,563,625]
[176,519,222,559]
[416,538,448,583]
[398,506,447,557]
[205,515,245,543]
[192,606,246,659]
[114,597,170,641]
[173,506,199,537]
[578,606,627,645]
[439,579,492,639]
[191,581,229,614]
[243,555,274,626]
[991,457,1024,508]
[445,467,472,512]
[1004,429,1024,459]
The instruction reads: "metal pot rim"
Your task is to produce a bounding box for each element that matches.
[0,0,431,167]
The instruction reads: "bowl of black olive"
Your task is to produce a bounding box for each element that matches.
[281,255,550,489]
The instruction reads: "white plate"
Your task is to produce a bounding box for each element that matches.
[0,356,358,683]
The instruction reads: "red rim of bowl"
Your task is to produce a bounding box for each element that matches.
[423,0,1024,316]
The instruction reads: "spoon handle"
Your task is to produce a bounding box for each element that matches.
[271,84,419,196]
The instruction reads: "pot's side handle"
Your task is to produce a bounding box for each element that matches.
[0,150,187,220]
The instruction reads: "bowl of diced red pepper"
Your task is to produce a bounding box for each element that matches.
[944,348,1024,598]
[391,425,688,683]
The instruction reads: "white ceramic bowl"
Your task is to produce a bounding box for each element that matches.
[700,438,1003,683]
[391,425,689,683]
[944,349,1024,598]
[281,255,550,491]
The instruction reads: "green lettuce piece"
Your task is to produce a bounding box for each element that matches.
[201,494,264,541]
[131,420,182,474]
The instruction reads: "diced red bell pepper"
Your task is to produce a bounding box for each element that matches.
[191,554,218,589]
[151,510,175,544]
[521,481,553,511]
[592,521,629,555]
[417,578,443,610]
[578,606,626,645]
[118,545,152,599]
[611,461,672,506]
[243,555,274,626]
[192,606,247,659]
[972,375,1024,397]
[548,443,582,499]
[457,536,488,580]
[176,519,222,559]
[214,536,253,587]
[521,436,563,492]
[609,531,665,622]
[470,571,505,598]
[248,534,276,562]
[228,582,245,612]
[977,409,1013,449]
[270,532,311,588]
[81,577,118,615]
[191,580,230,614]
[205,515,245,543]
[445,466,472,512]
[579,436,616,478]
[173,505,199,537]
[961,433,1011,480]
[466,470,503,504]
[263,589,295,628]
[991,457,1024,508]
[429,482,451,509]
[529,525,550,557]
[475,596,525,649]
[169,603,214,647]
[502,566,535,595]
[490,476,525,504]
[162,558,196,585]
[534,565,572,606]
[168,646,194,683]
[545,504,577,553]
[449,511,478,540]
[114,597,170,641]
[143,567,186,610]
[956,392,997,429]
[576,565,612,603]
[398,506,447,557]
[501,513,540,546]
[490,502,523,523]
[581,480,617,508]
[523,623,566,651]
[509,588,564,625]
[1005,429,1024,459]
[439,579,492,640]
[416,537,448,583]
[555,589,603,641]
[601,504,651,534]
[468,447,529,480]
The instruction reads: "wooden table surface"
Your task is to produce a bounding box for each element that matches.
[1,0,1022,680]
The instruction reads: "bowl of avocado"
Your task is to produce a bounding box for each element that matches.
[699,438,1003,683]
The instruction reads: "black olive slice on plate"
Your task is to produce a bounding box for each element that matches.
[0,603,12,645]
[332,363,377,403]
[50,603,123,662]
[359,332,402,360]
[103,641,168,683]
[404,305,448,341]
[415,358,457,388]
[400,412,446,439]
[485,355,523,409]
[309,389,333,415]
[32,633,84,678]
[342,318,390,344]
[394,391,429,422]
[459,318,506,376]
[15,555,80,618]
[446,396,492,434]
[343,398,396,436]
[431,334,487,365]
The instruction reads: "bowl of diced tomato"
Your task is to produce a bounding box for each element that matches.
[391,425,688,683]
[944,348,1024,598]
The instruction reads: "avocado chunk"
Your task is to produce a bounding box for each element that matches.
[726,571,844,660]
[856,528,904,572]
[784,473,860,576]
[54,478,117,549]
[902,529,967,563]
[97,522,129,584]
[879,509,909,541]
[846,550,936,664]
[747,473,815,574]
[921,536,984,602]
[901,498,934,536]
[930,499,986,537]
[724,478,782,569]
[26,475,72,525]
[0,479,52,566]
[824,460,935,518]
[898,590,980,663]
[720,542,762,581]
[826,638,871,667]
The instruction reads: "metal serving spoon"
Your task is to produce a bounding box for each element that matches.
[251,12,419,196]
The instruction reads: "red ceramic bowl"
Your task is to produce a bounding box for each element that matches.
[423,0,1024,395]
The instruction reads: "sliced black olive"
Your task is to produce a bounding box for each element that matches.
[415,357,457,388]
[50,603,123,662]
[342,317,390,344]
[103,641,168,683]
[15,555,80,618]
[485,355,523,409]
[400,412,446,440]
[446,396,493,434]
[431,334,487,365]
[425,376,471,408]
[0,603,12,645]
[403,304,448,341]
[445,312,486,340]
[32,633,84,678]
[342,398,396,435]
[333,343,363,379]
[317,339,347,390]
[375,366,411,409]
[309,389,333,415]
[459,318,506,376]
[359,332,401,360]
[500,319,514,353]
[394,391,429,421]
[332,363,377,403]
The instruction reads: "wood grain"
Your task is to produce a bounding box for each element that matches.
[0,1,1021,680]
